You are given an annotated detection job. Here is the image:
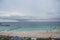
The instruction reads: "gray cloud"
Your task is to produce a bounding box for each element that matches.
[0,0,60,22]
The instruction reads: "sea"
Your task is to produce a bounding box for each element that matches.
[0,22,60,31]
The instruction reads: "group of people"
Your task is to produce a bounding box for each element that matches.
[0,35,60,40]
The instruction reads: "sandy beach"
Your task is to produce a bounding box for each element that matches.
[0,30,60,38]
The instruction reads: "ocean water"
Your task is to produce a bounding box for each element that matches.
[0,22,60,31]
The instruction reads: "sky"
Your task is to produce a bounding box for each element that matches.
[0,0,60,22]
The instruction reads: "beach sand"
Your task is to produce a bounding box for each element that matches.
[0,30,60,38]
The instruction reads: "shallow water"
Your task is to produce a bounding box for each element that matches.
[0,22,60,31]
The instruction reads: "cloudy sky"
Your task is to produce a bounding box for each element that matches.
[0,0,60,22]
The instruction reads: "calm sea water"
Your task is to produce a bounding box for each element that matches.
[0,22,60,31]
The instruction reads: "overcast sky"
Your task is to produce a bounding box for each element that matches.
[0,0,60,22]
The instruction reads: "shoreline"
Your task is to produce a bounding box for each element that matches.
[0,30,60,38]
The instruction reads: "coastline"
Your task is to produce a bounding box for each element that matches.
[0,30,60,38]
